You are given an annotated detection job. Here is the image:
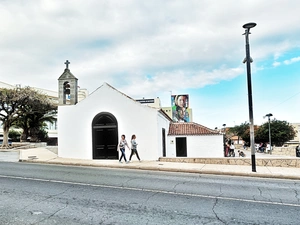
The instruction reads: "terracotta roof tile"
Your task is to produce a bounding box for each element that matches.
[168,122,220,136]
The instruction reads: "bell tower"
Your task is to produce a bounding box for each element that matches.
[58,60,78,105]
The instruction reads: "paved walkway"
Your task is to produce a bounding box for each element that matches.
[0,150,19,162]
[8,147,299,180]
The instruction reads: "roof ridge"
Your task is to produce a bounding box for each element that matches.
[168,122,220,136]
[87,83,161,113]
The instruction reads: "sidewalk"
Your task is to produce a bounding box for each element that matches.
[16,147,300,180]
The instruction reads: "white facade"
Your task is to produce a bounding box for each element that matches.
[167,135,224,157]
[58,83,170,160]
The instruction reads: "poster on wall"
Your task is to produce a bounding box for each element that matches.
[171,94,190,122]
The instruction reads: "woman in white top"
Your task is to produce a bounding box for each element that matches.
[229,143,235,157]
[118,134,130,163]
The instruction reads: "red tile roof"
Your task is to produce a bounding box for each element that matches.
[168,122,221,136]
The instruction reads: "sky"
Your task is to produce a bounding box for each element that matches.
[0,0,299,129]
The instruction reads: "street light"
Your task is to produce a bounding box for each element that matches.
[264,113,273,154]
[222,124,226,135]
[243,22,257,172]
[214,124,226,134]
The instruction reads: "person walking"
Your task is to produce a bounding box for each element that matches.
[225,142,230,157]
[229,142,235,157]
[118,134,130,163]
[129,134,141,162]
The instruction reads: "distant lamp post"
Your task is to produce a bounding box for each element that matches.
[243,22,257,172]
[214,124,226,134]
[264,113,273,154]
[222,124,226,135]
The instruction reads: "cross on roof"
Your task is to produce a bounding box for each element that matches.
[64,60,70,69]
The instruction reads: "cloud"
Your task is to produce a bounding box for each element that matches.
[1,0,300,97]
[283,56,300,65]
[121,65,244,98]
[271,56,300,68]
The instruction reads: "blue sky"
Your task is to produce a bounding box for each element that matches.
[0,0,299,129]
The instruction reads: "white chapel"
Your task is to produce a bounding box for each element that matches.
[57,62,224,160]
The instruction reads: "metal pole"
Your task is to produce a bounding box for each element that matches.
[243,23,256,172]
[268,117,272,155]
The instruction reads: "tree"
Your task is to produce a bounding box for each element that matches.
[0,87,33,148]
[228,122,250,144]
[229,122,260,145]
[0,87,56,148]
[255,119,296,146]
[242,125,261,144]
[13,91,57,142]
[26,110,56,142]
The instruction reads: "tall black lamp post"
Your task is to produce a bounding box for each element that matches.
[243,22,257,172]
[264,113,273,154]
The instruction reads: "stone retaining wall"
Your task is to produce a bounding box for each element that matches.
[159,157,300,168]
[12,142,47,149]
[272,147,297,157]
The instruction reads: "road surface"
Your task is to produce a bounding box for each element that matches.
[0,162,300,224]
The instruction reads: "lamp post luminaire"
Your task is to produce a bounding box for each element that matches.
[264,113,273,154]
[222,124,226,135]
[214,124,226,135]
[243,22,257,172]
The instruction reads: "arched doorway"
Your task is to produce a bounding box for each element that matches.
[92,112,118,159]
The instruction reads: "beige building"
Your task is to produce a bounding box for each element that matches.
[290,123,300,145]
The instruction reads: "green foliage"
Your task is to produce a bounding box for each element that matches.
[19,109,56,142]
[8,129,21,142]
[36,127,49,142]
[229,122,250,143]
[232,119,297,147]
[229,122,249,135]
[255,119,296,146]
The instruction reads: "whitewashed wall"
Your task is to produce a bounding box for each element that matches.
[167,135,223,157]
[58,83,169,160]
[156,113,170,157]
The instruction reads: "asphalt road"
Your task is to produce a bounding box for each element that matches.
[1,162,300,224]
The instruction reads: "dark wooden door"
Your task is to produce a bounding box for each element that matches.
[92,113,118,159]
[176,137,187,157]
[162,128,166,157]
